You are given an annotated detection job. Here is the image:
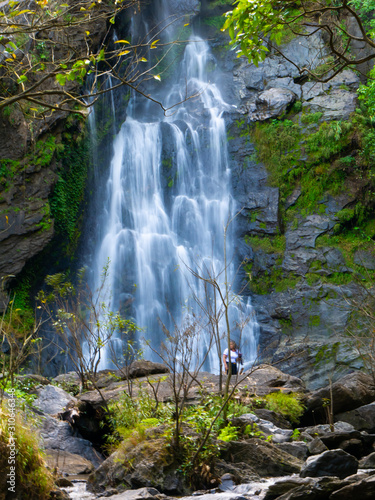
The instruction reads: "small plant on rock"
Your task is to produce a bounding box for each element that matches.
[264,392,305,424]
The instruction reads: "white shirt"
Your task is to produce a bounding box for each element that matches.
[223,348,239,364]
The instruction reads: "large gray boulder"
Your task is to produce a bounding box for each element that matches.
[221,439,302,476]
[98,487,162,500]
[263,476,350,500]
[336,402,375,432]
[300,449,358,479]
[45,449,94,475]
[330,475,375,499]
[40,413,103,468]
[276,442,309,461]
[305,372,375,417]
[248,88,297,121]
[245,364,306,392]
[306,89,357,121]
[34,384,77,415]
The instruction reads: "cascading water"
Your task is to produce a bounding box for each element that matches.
[86,7,259,372]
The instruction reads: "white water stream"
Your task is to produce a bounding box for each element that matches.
[85,8,259,372]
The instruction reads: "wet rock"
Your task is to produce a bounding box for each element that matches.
[300,449,358,479]
[263,477,313,499]
[248,88,297,121]
[34,385,77,415]
[359,452,375,469]
[267,477,352,500]
[218,473,236,492]
[221,439,302,476]
[54,477,74,487]
[45,449,94,475]
[235,187,280,236]
[276,442,309,461]
[103,487,163,500]
[180,494,248,500]
[307,437,328,455]
[330,475,375,499]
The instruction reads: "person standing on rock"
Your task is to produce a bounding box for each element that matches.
[223,340,243,376]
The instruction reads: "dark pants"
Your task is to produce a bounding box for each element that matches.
[226,363,237,375]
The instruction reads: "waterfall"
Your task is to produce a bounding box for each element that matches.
[85,9,259,373]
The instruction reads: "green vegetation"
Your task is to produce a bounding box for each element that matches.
[245,234,286,254]
[223,1,375,78]
[50,132,89,250]
[264,392,305,424]
[0,405,54,499]
[202,16,226,30]
[105,384,305,487]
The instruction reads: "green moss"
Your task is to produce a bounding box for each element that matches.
[300,111,323,124]
[247,264,300,295]
[245,234,286,254]
[305,120,353,161]
[309,315,320,327]
[50,129,89,252]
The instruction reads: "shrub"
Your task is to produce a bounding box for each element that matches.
[0,405,54,499]
[265,392,305,424]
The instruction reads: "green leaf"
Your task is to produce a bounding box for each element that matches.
[56,74,67,86]
[17,75,27,84]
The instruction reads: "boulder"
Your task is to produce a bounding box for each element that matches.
[87,429,185,495]
[305,89,357,121]
[248,88,297,121]
[305,372,375,418]
[307,437,328,455]
[16,374,50,386]
[263,476,351,500]
[40,413,103,468]
[245,365,306,392]
[102,487,163,500]
[359,452,375,469]
[300,449,358,479]
[34,385,77,415]
[253,409,292,429]
[319,431,364,458]
[45,449,94,475]
[335,402,375,432]
[214,460,261,485]
[330,475,375,499]
[180,494,249,500]
[221,439,302,476]
[232,413,294,443]
[276,442,309,461]
[265,477,352,500]
[301,422,356,437]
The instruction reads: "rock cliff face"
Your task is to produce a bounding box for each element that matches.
[196,2,375,388]
[1,0,374,386]
[0,2,112,310]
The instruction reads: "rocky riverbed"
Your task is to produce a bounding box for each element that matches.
[16,361,375,500]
